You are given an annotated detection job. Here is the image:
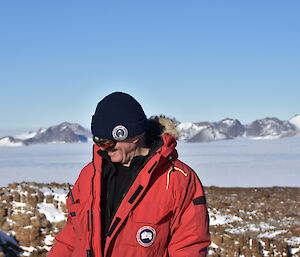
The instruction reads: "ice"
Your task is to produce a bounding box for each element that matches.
[177,137,300,187]
[0,142,92,187]
[0,137,299,187]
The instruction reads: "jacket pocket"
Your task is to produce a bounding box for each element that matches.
[67,203,87,236]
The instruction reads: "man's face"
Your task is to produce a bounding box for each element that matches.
[99,137,138,166]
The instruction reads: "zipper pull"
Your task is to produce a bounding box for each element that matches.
[86,249,94,257]
[67,183,75,204]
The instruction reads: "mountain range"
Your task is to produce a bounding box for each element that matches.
[177,115,300,142]
[0,115,299,147]
[0,122,92,147]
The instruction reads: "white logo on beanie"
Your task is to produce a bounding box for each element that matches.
[112,125,128,140]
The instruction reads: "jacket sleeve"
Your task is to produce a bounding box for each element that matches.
[168,169,211,257]
[47,212,75,257]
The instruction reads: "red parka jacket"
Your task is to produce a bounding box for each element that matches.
[48,133,210,257]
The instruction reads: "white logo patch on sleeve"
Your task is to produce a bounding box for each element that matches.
[136,226,156,247]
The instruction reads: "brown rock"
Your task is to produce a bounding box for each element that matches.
[11,213,31,227]
[15,226,41,247]
[12,191,21,202]
[54,200,59,209]
[27,195,38,207]
[37,191,44,203]
[1,220,11,231]
[45,195,53,204]
[0,206,7,220]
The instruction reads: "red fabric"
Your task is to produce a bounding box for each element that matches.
[48,133,210,257]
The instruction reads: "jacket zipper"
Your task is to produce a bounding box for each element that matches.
[87,210,90,232]
[88,147,97,257]
[108,159,159,227]
[67,183,75,204]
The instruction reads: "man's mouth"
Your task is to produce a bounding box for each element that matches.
[107,148,117,153]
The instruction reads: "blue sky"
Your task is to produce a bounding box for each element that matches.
[0,0,299,132]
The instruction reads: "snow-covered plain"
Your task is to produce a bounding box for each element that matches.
[0,137,299,187]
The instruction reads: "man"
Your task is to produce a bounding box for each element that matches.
[48,92,210,257]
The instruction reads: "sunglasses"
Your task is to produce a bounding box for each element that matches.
[93,136,117,150]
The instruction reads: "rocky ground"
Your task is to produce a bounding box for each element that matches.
[206,187,300,256]
[0,182,299,256]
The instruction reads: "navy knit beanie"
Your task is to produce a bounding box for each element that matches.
[91,92,148,141]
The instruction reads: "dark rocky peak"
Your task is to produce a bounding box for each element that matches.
[215,118,245,138]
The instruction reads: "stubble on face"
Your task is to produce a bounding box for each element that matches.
[107,141,137,166]
[107,137,149,167]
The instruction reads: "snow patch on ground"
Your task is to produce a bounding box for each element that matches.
[21,246,35,256]
[11,201,26,208]
[226,222,277,234]
[286,236,300,246]
[37,203,65,223]
[259,230,287,238]
[39,187,68,202]
[209,211,242,225]
[44,234,55,246]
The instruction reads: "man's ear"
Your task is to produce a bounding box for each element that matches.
[131,135,140,144]
[130,133,145,144]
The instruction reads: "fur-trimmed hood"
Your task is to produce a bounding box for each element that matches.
[156,117,179,139]
[144,116,179,148]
